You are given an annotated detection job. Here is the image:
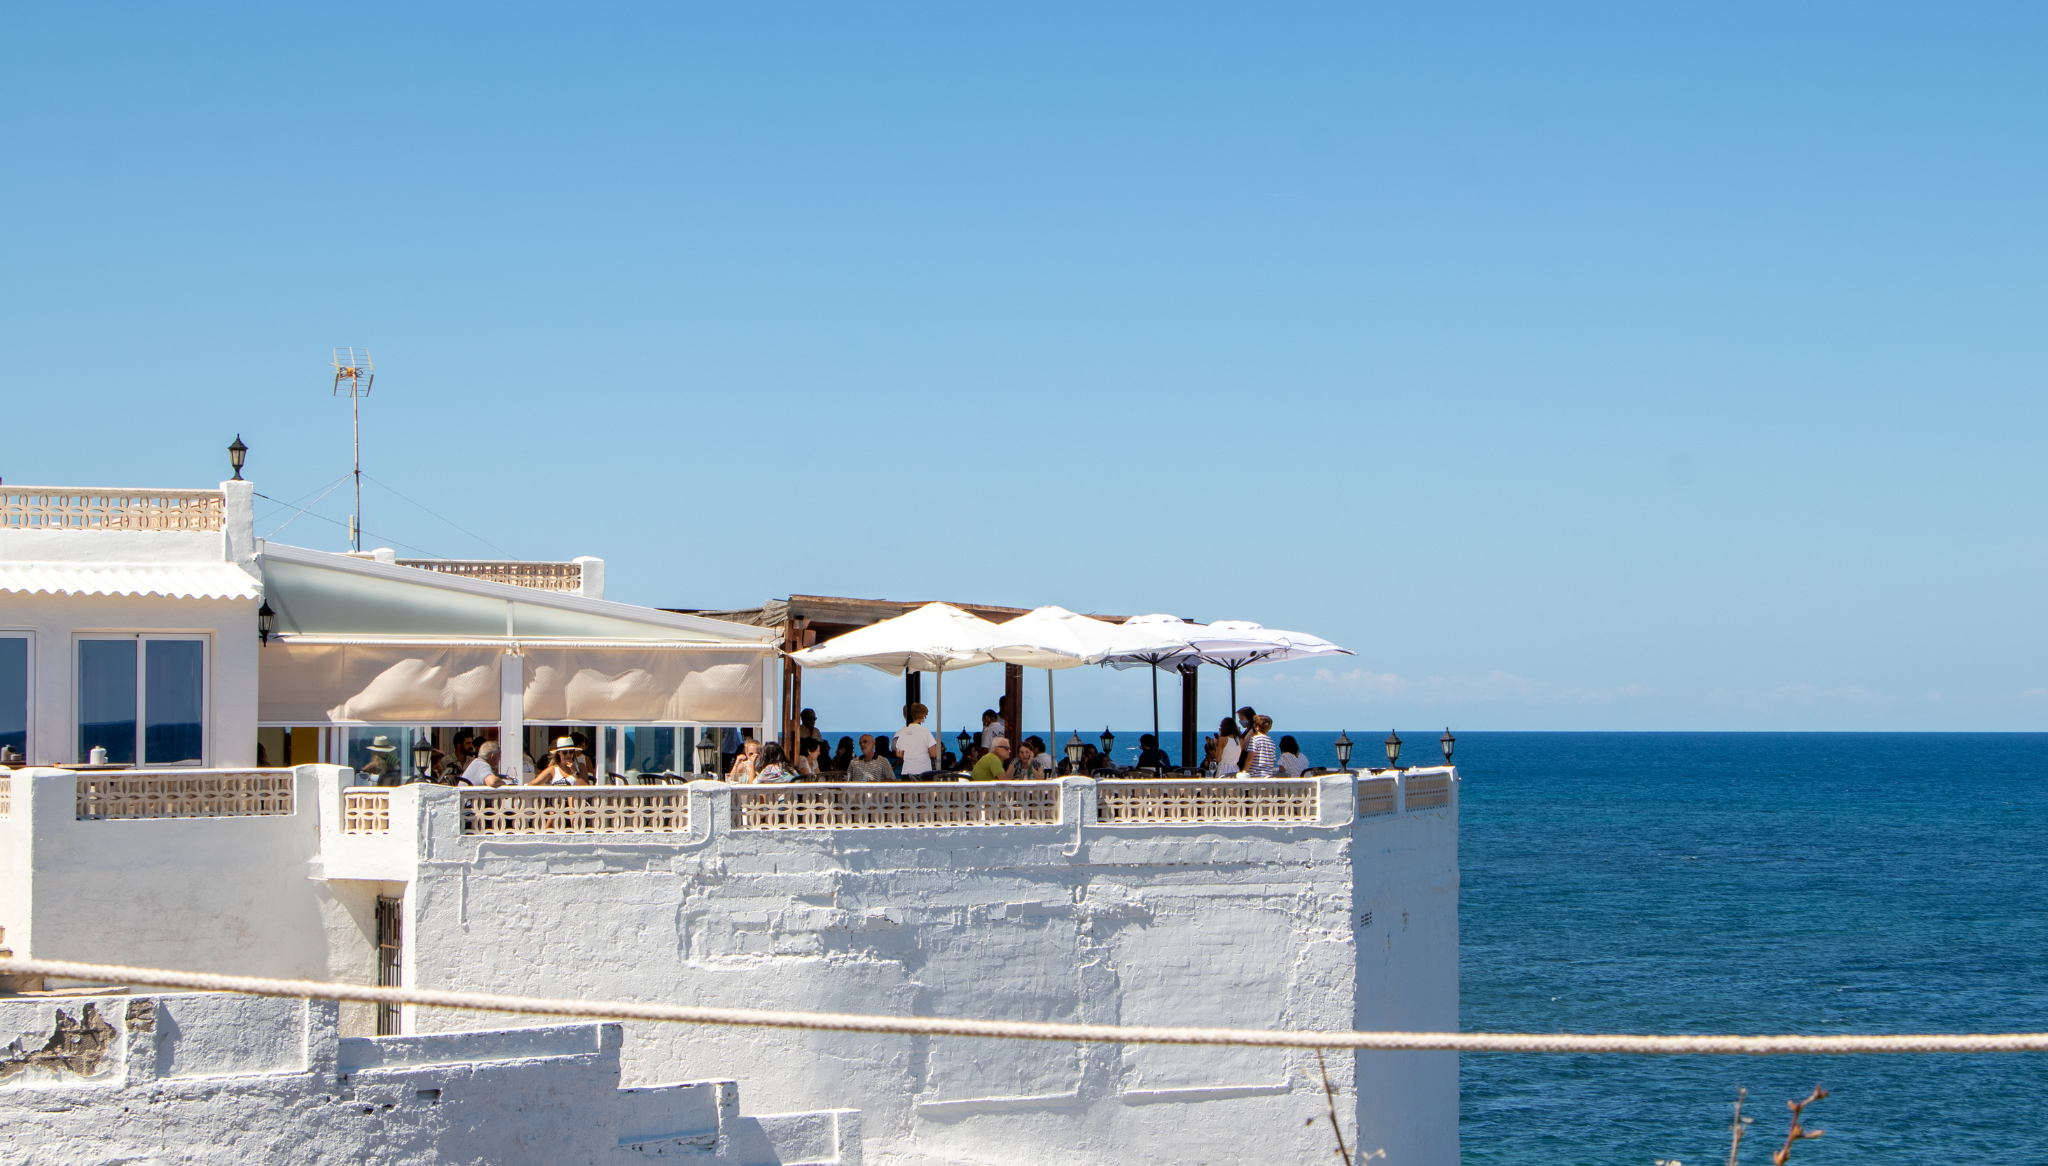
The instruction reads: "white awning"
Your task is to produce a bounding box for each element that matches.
[0,562,261,600]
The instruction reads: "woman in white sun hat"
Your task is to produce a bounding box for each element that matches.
[531,736,588,786]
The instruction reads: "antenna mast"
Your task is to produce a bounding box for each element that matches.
[331,348,374,551]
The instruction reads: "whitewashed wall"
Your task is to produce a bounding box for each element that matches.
[333,774,1459,1166]
[0,991,860,1164]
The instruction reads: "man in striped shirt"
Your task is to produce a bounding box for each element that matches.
[1244,715,1279,777]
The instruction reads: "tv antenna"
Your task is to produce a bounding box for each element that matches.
[332,348,374,551]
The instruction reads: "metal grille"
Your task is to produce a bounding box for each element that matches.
[342,789,391,834]
[0,489,225,531]
[375,895,402,1036]
[1357,777,1397,817]
[75,771,294,820]
[460,788,689,834]
[1403,772,1453,810]
[733,782,1062,829]
[395,559,581,591]
[1094,779,1320,825]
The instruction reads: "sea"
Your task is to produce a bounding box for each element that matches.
[826,728,2048,1163]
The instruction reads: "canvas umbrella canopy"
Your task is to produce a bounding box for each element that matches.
[1098,615,1273,758]
[1193,621,1354,715]
[984,607,1189,761]
[787,602,1077,772]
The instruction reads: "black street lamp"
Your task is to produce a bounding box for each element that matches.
[411,733,436,780]
[956,728,973,760]
[257,601,276,645]
[1439,728,1456,765]
[1383,730,1402,770]
[228,435,248,481]
[1065,731,1086,775]
[1333,730,1353,773]
[1099,727,1115,757]
[695,731,721,776]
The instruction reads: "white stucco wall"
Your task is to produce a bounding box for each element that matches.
[0,991,860,1164]
[334,774,1459,1166]
[0,767,359,983]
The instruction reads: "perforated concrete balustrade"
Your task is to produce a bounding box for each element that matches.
[732,782,1062,829]
[75,770,295,820]
[1404,771,1453,809]
[460,788,690,835]
[1094,779,1323,824]
[395,559,580,591]
[0,773,9,819]
[342,789,390,834]
[0,488,225,531]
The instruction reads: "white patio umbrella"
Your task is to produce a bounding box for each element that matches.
[983,607,1188,763]
[1193,621,1354,716]
[787,603,1083,772]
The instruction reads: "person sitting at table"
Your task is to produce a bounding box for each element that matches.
[972,737,1013,781]
[1026,736,1055,777]
[752,741,796,784]
[1008,738,1040,781]
[833,736,855,772]
[1135,734,1172,771]
[727,738,760,782]
[794,738,824,779]
[531,736,585,785]
[1277,735,1310,776]
[464,740,502,786]
[847,734,896,782]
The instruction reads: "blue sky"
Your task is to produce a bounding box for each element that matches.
[4,4,2044,731]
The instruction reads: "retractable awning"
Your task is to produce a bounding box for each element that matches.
[0,562,262,600]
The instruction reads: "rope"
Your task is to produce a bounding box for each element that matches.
[5,958,2046,1055]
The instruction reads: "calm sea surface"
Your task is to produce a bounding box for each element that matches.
[824,728,2048,1163]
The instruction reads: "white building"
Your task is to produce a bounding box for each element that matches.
[0,476,1461,1165]
[0,990,859,1163]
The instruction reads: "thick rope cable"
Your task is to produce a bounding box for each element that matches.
[5,958,2046,1055]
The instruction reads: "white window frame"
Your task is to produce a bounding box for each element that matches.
[0,630,33,764]
[74,633,212,768]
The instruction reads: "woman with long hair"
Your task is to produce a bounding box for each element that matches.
[752,741,795,784]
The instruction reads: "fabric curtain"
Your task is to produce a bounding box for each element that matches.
[259,643,503,724]
[521,648,762,723]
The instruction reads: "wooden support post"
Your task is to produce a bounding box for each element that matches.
[905,671,922,720]
[1003,664,1024,747]
[1179,663,1200,768]
[782,619,813,748]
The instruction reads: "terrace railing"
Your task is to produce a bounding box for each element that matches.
[1,488,225,532]
[397,559,581,592]
[732,782,1062,829]
[1356,776,1397,818]
[1403,771,1453,810]
[343,789,392,834]
[460,787,689,835]
[75,770,295,820]
[0,773,9,819]
[1094,779,1321,825]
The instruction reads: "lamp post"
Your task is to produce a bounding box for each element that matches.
[257,601,276,645]
[411,734,436,781]
[1333,730,1353,773]
[694,731,720,777]
[956,728,973,764]
[1383,730,1402,771]
[1099,727,1115,759]
[1065,731,1086,775]
[1439,728,1455,765]
[227,435,248,481]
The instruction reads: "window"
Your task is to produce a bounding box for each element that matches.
[77,636,208,766]
[0,635,27,762]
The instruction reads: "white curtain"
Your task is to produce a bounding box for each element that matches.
[521,649,762,723]
[259,643,502,723]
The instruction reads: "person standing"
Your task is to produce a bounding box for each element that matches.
[847,734,896,782]
[979,709,1002,750]
[1208,718,1242,776]
[798,708,823,749]
[1244,714,1278,778]
[896,703,939,777]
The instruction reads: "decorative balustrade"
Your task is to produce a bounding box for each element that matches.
[1357,777,1397,817]
[1403,771,1453,810]
[0,774,9,819]
[732,782,1062,829]
[1095,779,1321,825]
[75,770,295,820]
[460,788,689,835]
[1,489,225,532]
[397,559,581,592]
[343,789,391,834]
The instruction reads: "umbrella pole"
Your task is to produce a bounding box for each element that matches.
[936,667,943,773]
[1151,665,1159,756]
[1229,665,1238,721]
[1047,669,1055,762]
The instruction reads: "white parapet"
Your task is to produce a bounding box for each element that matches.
[306,770,1460,1166]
